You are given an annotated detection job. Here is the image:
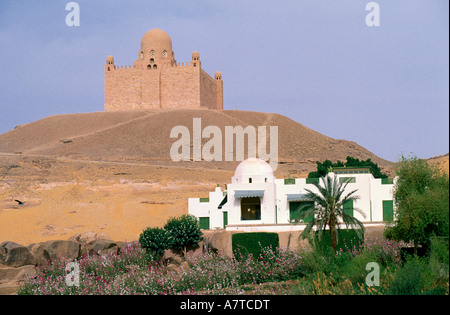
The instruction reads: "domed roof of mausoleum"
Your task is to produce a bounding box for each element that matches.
[234,158,274,179]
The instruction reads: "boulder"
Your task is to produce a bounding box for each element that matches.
[0,242,36,267]
[165,261,190,275]
[0,264,37,283]
[29,240,80,265]
[81,239,119,256]
[202,230,234,257]
[0,282,20,295]
[115,241,129,252]
[69,231,111,244]
[164,249,184,265]
[0,264,38,295]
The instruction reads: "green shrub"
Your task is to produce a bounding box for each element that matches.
[232,232,279,261]
[314,229,363,253]
[430,236,449,265]
[299,248,326,275]
[340,250,379,285]
[308,156,388,179]
[139,227,173,259]
[384,156,449,254]
[390,257,423,295]
[164,214,203,257]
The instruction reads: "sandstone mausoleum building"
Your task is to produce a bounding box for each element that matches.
[105,28,223,111]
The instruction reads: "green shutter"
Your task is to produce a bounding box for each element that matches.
[306,178,319,185]
[382,200,394,222]
[199,198,210,203]
[343,200,354,217]
[339,177,356,184]
[223,212,228,228]
[199,217,210,230]
[284,178,296,185]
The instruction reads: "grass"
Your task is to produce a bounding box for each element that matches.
[17,239,449,295]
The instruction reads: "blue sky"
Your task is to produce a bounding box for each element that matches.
[0,0,448,162]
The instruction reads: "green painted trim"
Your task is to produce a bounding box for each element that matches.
[343,200,354,217]
[223,212,228,228]
[339,177,356,183]
[306,178,320,184]
[199,217,210,230]
[284,178,296,185]
[382,200,394,222]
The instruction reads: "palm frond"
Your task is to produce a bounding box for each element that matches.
[296,174,365,253]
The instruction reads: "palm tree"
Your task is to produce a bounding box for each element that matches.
[294,175,366,254]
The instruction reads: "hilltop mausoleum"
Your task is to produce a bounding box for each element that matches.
[105,28,223,111]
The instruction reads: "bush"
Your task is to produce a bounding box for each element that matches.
[232,232,279,261]
[362,239,402,267]
[308,156,387,179]
[384,156,449,254]
[314,229,363,254]
[430,236,449,265]
[298,246,326,275]
[426,237,449,291]
[390,257,423,295]
[139,227,173,260]
[164,214,203,257]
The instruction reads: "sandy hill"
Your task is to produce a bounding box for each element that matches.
[426,153,449,175]
[0,109,394,245]
[0,109,392,174]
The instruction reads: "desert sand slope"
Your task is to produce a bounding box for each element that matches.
[0,109,394,245]
[427,153,449,175]
[0,109,391,168]
[0,111,147,154]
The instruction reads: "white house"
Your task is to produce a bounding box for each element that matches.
[188,159,396,232]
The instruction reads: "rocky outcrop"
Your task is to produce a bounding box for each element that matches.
[81,239,120,256]
[68,231,111,244]
[0,242,36,268]
[202,230,234,257]
[0,233,125,295]
[0,264,38,295]
[28,240,81,266]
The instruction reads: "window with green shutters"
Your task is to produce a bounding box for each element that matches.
[284,178,296,185]
[199,217,210,230]
[289,201,314,223]
[382,200,394,222]
[339,177,356,184]
[343,200,354,217]
[306,178,319,185]
[223,212,228,228]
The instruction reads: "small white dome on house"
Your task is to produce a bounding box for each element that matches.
[233,158,275,184]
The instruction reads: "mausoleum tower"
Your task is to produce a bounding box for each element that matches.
[104,28,223,111]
